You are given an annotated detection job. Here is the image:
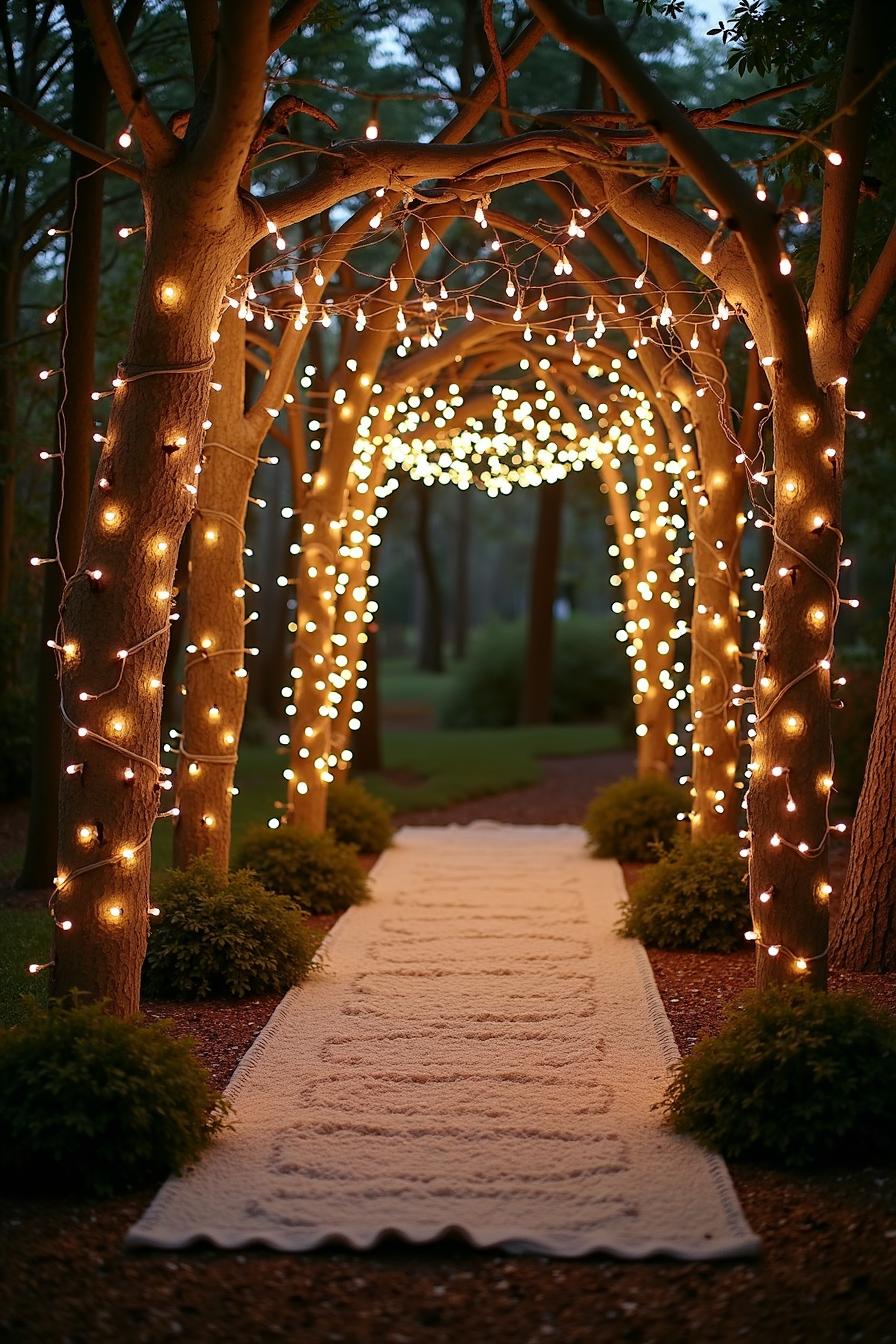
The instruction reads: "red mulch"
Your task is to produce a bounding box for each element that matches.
[3,760,896,1343]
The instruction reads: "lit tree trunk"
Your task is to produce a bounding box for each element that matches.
[747,392,843,990]
[20,8,109,888]
[288,223,435,832]
[52,196,256,1012]
[172,304,250,868]
[632,464,675,778]
[687,406,744,837]
[831,564,896,970]
[520,478,564,723]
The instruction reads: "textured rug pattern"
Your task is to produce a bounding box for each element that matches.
[128,824,758,1258]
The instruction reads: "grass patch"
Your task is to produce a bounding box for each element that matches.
[380,658,451,714]
[0,910,50,1026]
[153,721,622,867]
[361,722,622,811]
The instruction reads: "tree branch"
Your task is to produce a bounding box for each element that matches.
[80,0,176,166]
[0,87,141,182]
[810,0,887,333]
[738,344,765,455]
[482,1,514,137]
[184,0,218,89]
[269,0,319,55]
[846,217,896,352]
[190,0,270,194]
[264,130,594,231]
[527,0,816,398]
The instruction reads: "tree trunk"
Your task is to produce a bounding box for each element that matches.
[520,479,564,724]
[831,564,896,970]
[687,410,745,838]
[19,20,109,889]
[0,259,21,621]
[415,480,444,673]
[452,487,471,660]
[631,447,675,778]
[52,179,253,1014]
[172,304,250,869]
[747,391,843,990]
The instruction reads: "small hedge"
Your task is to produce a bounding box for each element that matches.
[440,616,630,728]
[0,1000,227,1195]
[664,985,896,1168]
[236,824,370,914]
[142,857,316,1000]
[584,776,685,861]
[617,835,747,951]
[327,780,394,854]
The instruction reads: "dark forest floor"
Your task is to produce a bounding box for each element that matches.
[2,755,896,1344]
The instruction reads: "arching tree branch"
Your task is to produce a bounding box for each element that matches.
[0,87,141,182]
[80,0,177,166]
[846,217,896,352]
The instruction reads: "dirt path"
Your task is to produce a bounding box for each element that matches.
[4,754,896,1342]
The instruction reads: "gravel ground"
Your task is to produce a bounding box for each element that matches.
[3,756,896,1344]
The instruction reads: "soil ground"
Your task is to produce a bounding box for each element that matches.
[2,753,896,1344]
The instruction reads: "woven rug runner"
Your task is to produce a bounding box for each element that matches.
[128,823,758,1258]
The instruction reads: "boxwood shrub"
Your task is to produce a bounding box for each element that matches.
[440,616,630,728]
[664,985,896,1167]
[235,824,370,914]
[326,780,394,854]
[617,834,748,951]
[142,857,316,1000]
[584,776,685,861]
[0,1000,227,1194]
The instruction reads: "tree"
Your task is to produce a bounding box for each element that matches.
[528,0,896,986]
[19,0,143,891]
[11,0,582,1011]
[831,563,896,969]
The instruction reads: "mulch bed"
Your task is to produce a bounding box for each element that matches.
[3,758,896,1344]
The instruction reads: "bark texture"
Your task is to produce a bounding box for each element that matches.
[172,305,250,869]
[52,180,255,1013]
[747,392,844,990]
[832,565,896,971]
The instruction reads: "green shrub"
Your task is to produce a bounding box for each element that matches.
[142,857,316,1000]
[235,824,370,914]
[327,779,394,854]
[664,986,896,1167]
[617,834,748,951]
[440,616,630,728]
[584,776,685,861]
[0,1000,227,1194]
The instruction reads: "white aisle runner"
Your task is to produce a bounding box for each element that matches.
[128,824,758,1258]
